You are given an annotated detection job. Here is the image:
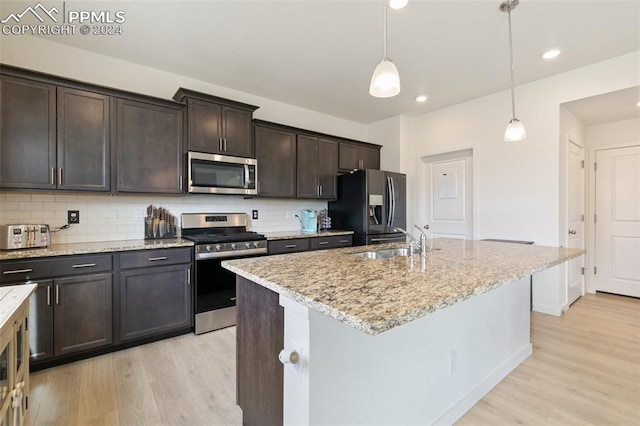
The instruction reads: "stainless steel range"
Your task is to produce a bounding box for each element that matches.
[181,213,267,334]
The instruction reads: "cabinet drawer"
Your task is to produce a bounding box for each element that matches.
[119,247,192,269]
[310,235,353,250]
[268,239,310,254]
[1,254,112,282]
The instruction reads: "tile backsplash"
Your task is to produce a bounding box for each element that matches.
[0,192,327,245]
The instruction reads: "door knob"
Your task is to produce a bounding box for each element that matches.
[278,349,300,365]
[568,230,577,235]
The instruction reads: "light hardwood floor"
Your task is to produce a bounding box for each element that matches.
[29,292,639,425]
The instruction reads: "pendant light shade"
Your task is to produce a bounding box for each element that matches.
[370,58,401,98]
[370,1,400,98]
[504,118,527,142]
[500,0,526,142]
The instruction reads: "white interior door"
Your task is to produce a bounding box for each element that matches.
[567,141,585,305]
[594,145,640,297]
[422,150,473,239]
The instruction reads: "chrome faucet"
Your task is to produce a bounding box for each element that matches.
[413,225,431,257]
[393,225,429,256]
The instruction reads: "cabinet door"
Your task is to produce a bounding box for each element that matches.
[28,281,54,362]
[116,98,183,193]
[57,87,111,191]
[255,126,297,198]
[0,76,56,189]
[186,98,222,153]
[338,142,359,170]
[318,138,338,199]
[296,135,319,198]
[222,106,253,158]
[360,145,380,170]
[119,264,192,342]
[53,274,113,356]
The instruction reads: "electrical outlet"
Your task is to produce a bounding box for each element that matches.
[134,210,144,222]
[448,350,457,374]
[67,210,80,224]
[286,210,293,219]
[252,209,259,220]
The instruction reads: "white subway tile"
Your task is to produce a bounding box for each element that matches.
[18,201,43,210]
[4,194,31,201]
[54,195,78,202]
[30,194,56,202]
[43,202,67,211]
[66,235,88,244]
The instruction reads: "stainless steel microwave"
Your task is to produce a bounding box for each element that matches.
[187,152,257,195]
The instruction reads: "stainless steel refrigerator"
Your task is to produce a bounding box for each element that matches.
[328,169,406,246]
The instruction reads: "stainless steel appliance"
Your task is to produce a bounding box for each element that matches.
[181,213,267,334]
[0,224,50,250]
[187,151,257,195]
[328,169,406,246]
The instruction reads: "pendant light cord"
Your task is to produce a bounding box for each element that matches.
[383,1,388,58]
[507,1,516,119]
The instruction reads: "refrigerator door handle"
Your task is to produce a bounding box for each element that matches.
[390,177,396,228]
[386,176,392,228]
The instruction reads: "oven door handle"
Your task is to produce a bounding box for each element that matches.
[196,247,267,260]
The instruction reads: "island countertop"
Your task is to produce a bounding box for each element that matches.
[222,238,584,335]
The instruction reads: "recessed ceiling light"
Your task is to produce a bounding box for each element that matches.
[636,101,640,107]
[542,49,561,60]
[415,95,428,103]
[389,0,408,10]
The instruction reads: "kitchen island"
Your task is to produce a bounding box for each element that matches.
[223,239,583,425]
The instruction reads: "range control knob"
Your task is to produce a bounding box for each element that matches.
[205,245,212,252]
[215,245,222,251]
[231,243,237,250]
[253,242,261,248]
[245,242,252,249]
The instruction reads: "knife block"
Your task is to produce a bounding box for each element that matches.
[144,216,177,240]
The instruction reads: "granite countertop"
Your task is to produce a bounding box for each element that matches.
[0,284,36,329]
[262,230,354,241]
[0,238,194,261]
[223,238,584,336]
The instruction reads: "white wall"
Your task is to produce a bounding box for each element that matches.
[393,51,638,316]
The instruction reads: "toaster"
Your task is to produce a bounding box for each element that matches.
[0,224,51,250]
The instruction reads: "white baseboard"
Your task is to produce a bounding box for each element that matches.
[532,303,563,316]
[435,343,533,425]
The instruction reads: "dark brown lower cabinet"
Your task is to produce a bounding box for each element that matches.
[28,274,113,361]
[53,273,113,356]
[119,264,192,342]
[236,276,284,426]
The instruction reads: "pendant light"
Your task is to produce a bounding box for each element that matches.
[370,1,400,98]
[500,0,526,142]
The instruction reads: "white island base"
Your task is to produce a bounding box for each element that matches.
[280,276,531,425]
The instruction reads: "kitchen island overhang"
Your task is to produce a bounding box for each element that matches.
[224,239,584,425]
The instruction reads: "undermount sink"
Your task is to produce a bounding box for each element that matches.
[353,247,411,259]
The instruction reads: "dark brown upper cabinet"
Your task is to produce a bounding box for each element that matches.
[116,98,184,194]
[254,122,297,198]
[338,142,381,171]
[0,75,111,191]
[0,75,56,190]
[297,135,338,200]
[173,88,259,158]
[57,87,111,191]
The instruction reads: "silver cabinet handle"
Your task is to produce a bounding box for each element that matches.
[46,285,51,306]
[568,230,577,235]
[339,240,349,243]
[285,244,297,248]
[230,297,236,301]
[59,168,63,186]
[148,256,168,261]
[55,285,60,305]
[224,138,228,151]
[72,263,97,268]
[186,268,191,285]
[51,168,55,185]
[318,241,329,245]
[3,269,33,275]
[179,176,183,191]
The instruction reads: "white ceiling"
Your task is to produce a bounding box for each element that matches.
[30,0,640,123]
[563,86,640,126]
